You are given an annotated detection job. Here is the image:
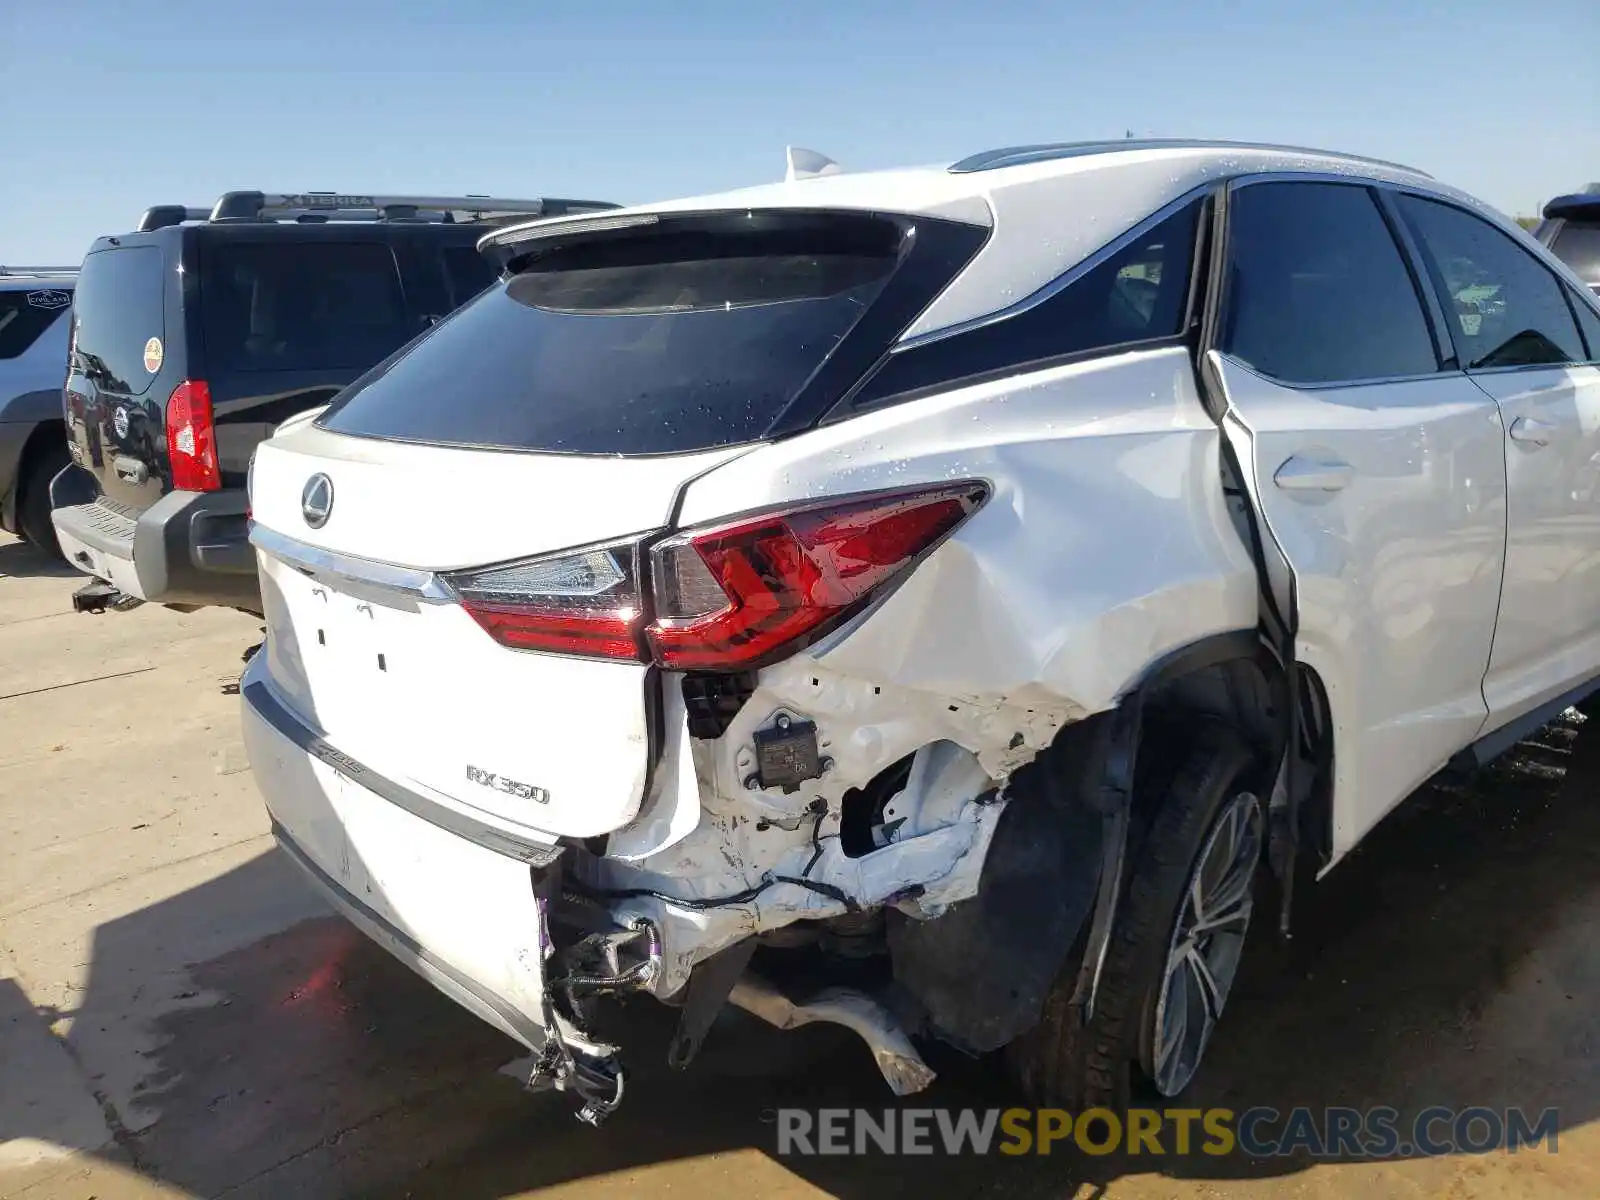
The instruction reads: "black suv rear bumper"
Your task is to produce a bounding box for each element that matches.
[50,466,260,612]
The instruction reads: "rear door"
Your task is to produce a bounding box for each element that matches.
[1205,179,1508,857]
[1394,193,1600,729]
[63,245,170,511]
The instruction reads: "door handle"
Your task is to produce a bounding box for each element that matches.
[1273,455,1355,492]
[1508,415,1553,447]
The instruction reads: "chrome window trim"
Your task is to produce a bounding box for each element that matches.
[1464,362,1594,379]
[249,522,454,603]
[893,182,1217,353]
[1218,351,1458,394]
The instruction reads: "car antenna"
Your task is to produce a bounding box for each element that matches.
[785,147,842,183]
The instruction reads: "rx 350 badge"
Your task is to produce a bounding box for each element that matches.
[466,765,550,804]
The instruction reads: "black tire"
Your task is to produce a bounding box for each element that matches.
[1006,722,1263,1108]
[17,441,70,560]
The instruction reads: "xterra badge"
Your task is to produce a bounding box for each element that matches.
[466,765,550,804]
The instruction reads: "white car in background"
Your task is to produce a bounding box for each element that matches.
[239,140,1600,1121]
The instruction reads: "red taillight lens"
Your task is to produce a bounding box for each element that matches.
[447,539,646,661]
[165,380,220,492]
[647,483,987,670]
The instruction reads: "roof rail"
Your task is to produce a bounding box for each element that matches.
[949,139,1431,178]
[205,192,621,224]
[0,265,78,278]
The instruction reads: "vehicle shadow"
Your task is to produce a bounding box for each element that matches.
[0,536,77,579]
[3,718,1597,1198]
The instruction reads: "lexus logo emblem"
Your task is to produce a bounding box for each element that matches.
[301,474,334,528]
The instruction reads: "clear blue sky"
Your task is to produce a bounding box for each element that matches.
[3,0,1596,264]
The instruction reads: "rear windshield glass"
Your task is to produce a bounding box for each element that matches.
[201,242,413,373]
[71,247,164,396]
[319,213,902,454]
[0,288,71,361]
[1551,222,1600,285]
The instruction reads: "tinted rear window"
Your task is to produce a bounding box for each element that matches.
[71,247,165,395]
[320,213,902,454]
[0,288,71,360]
[201,242,413,373]
[1550,222,1600,285]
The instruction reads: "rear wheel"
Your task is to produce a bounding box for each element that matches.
[18,440,70,560]
[1007,723,1264,1108]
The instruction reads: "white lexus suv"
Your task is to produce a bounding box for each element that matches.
[240,140,1600,1121]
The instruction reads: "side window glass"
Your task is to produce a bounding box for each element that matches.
[0,290,70,360]
[1222,182,1438,386]
[70,247,165,395]
[1396,196,1585,370]
[850,198,1201,407]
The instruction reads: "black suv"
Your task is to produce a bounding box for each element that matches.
[1537,184,1600,297]
[50,190,616,613]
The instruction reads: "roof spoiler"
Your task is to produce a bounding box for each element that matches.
[1543,189,1600,221]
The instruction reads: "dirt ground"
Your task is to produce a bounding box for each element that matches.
[2,528,1598,1199]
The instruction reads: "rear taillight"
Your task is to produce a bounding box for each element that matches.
[647,483,986,670]
[165,380,220,492]
[443,483,987,669]
[450,538,647,660]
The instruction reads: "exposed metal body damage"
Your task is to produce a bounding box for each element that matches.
[253,141,1530,1121]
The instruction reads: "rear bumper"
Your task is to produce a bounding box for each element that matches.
[240,660,559,1052]
[50,467,260,609]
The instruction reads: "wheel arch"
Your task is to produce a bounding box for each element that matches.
[17,418,67,501]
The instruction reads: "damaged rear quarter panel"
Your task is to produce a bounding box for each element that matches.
[678,344,1257,717]
[597,347,1257,994]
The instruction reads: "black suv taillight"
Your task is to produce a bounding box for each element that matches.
[165,379,221,492]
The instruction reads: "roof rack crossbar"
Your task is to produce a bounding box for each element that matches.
[948,139,1431,179]
[208,192,621,223]
[0,265,79,277]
